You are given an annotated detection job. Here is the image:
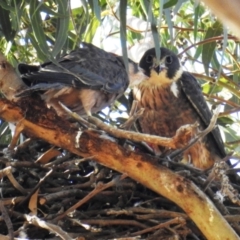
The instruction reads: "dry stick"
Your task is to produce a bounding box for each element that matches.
[1,197,25,206]
[168,107,220,159]
[18,169,53,206]
[131,217,186,236]
[0,57,239,239]
[0,166,27,194]
[120,100,144,130]
[59,102,198,150]
[0,100,238,240]
[203,155,231,191]
[0,200,14,240]
[54,174,127,221]
[24,214,72,240]
[77,219,148,229]
[60,101,220,154]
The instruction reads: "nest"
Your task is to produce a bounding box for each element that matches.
[0,114,240,240]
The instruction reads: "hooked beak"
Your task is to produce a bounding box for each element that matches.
[153,63,167,74]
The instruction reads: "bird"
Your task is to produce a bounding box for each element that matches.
[131,47,226,170]
[16,42,141,117]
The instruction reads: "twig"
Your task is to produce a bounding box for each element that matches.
[168,106,220,159]
[0,166,27,194]
[18,169,53,206]
[0,200,14,240]
[120,100,144,130]
[131,217,186,236]
[24,214,72,240]
[58,101,200,150]
[53,174,127,221]
[89,116,199,149]
[74,218,147,229]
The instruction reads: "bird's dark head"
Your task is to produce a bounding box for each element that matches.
[139,47,183,84]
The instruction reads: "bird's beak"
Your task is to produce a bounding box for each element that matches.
[154,63,166,74]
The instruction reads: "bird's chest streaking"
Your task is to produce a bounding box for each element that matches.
[133,80,200,138]
[132,79,216,170]
[132,46,225,170]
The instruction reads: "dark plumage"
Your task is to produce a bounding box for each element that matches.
[131,47,225,170]
[17,42,139,116]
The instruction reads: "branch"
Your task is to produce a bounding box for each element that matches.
[0,99,238,240]
[59,101,199,150]
[201,0,240,40]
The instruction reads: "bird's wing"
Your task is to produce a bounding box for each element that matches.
[180,71,226,157]
[15,83,65,97]
[18,43,129,95]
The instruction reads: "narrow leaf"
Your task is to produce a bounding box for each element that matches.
[0,4,16,41]
[29,1,49,60]
[120,0,129,72]
[194,4,200,41]
[202,21,223,75]
[142,0,160,60]
[163,0,178,9]
[164,8,173,44]
[51,0,70,56]
[88,0,101,21]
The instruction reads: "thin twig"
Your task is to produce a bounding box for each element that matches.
[168,106,220,159]
[53,174,127,221]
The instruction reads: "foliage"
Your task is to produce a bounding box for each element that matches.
[0,0,239,153]
[0,0,240,238]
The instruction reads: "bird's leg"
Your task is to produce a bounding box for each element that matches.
[120,100,144,130]
[58,102,96,129]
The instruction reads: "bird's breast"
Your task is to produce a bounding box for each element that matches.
[133,83,199,137]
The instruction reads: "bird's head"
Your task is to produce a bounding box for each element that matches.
[139,47,183,85]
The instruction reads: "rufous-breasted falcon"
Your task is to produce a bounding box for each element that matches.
[16,42,141,117]
[131,47,226,170]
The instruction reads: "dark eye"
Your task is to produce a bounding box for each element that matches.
[146,55,153,63]
[165,56,172,64]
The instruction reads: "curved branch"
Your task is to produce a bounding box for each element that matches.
[0,99,238,240]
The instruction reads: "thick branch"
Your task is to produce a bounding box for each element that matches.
[0,99,238,240]
[201,0,240,40]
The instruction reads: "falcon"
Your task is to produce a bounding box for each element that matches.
[17,42,140,117]
[131,47,226,170]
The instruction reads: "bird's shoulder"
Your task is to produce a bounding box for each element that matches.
[179,71,226,157]
[18,43,130,94]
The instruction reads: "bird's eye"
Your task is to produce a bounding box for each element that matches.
[165,56,172,64]
[146,55,153,63]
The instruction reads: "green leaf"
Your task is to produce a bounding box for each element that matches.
[222,126,239,143]
[218,117,234,126]
[0,1,13,11]
[0,6,15,41]
[51,0,70,56]
[201,82,222,94]
[163,0,178,9]
[84,17,100,43]
[202,21,223,75]
[120,0,128,71]
[28,33,48,62]
[193,4,200,42]
[0,122,11,145]
[141,0,160,60]
[164,8,173,43]
[29,0,49,60]
[88,0,101,21]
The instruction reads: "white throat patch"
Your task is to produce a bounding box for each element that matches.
[170,81,179,97]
